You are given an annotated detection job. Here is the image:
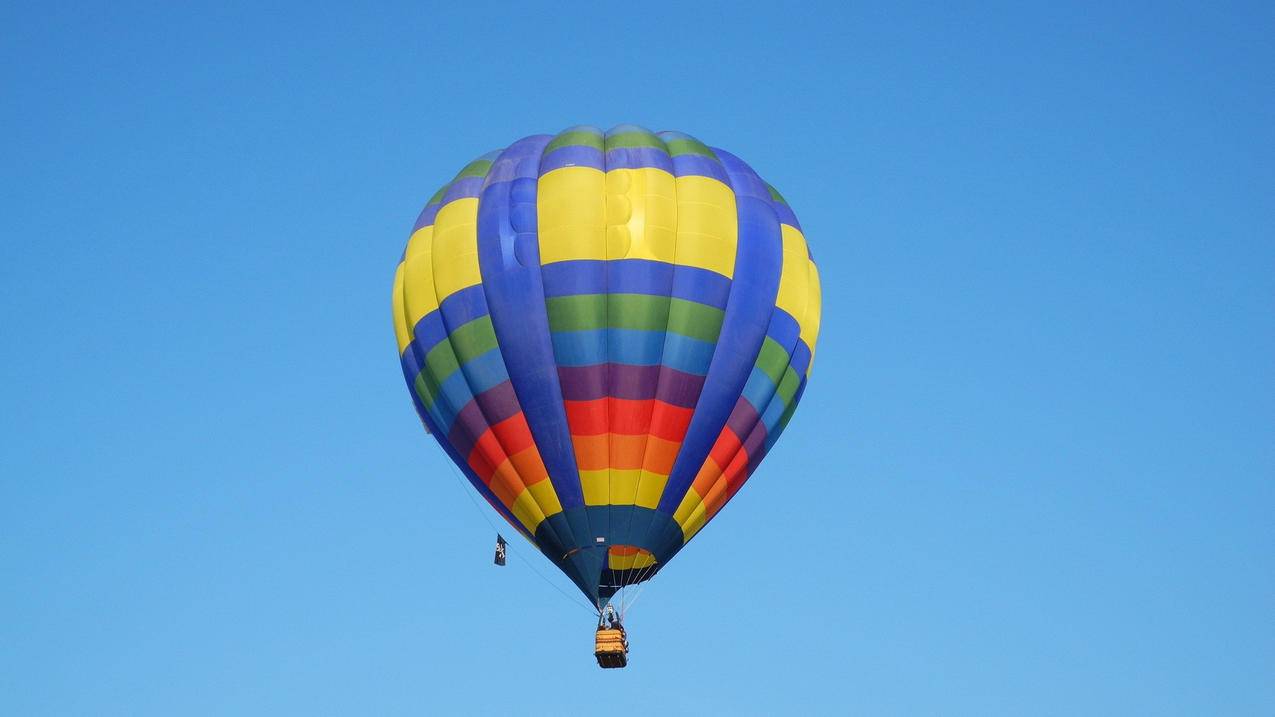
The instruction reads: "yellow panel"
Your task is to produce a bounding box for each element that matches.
[403,221,433,262]
[673,489,703,526]
[430,198,482,300]
[608,167,677,264]
[633,472,668,510]
[526,478,563,518]
[581,469,650,506]
[580,469,608,505]
[800,261,823,372]
[401,226,440,344]
[775,224,811,321]
[538,166,605,264]
[671,175,737,278]
[680,502,708,542]
[509,488,546,534]
[392,262,411,353]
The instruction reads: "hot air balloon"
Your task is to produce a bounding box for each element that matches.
[391,125,821,667]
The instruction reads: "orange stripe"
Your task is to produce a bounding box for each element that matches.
[468,429,509,483]
[608,433,647,469]
[488,458,525,507]
[491,413,536,455]
[507,445,549,486]
[573,433,609,470]
[691,457,724,497]
[641,435,680,475]
[705,450,749,517]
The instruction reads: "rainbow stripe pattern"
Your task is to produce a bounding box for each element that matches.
[392,125,821,604]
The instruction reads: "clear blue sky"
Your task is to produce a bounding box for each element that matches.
[3,2,1272,715]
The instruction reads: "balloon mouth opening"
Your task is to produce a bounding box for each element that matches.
[598,545,660,600]
[605,545,657,571]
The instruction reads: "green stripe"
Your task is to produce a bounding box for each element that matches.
[544,293,606,332]
[665,297,725,343]
[664,137,718,160]
[766,183,788,205]
[775,366,801,405]
[754,338,790,386]
[455,159,493,180]
[545,129,605,154]
[545,294,724,342]
[605,131,669,152]
[774,392,800,434]
[426,182,449,206]
[415,370,442,409]
[421,316,498,390]
[446,316,499,366]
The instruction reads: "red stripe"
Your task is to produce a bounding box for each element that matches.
[564,398,693,440]
[491,412,536,455]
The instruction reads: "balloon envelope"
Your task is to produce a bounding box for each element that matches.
[392,125,821,604]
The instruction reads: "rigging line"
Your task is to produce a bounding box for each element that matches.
[629,566,655,614]
[625,578,655,613]
[619,553,642,616]
[623,557,650,616]
[622,558,661,617]
[620,559,658,619]
[439,458,598,616]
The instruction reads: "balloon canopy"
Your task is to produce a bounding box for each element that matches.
[392,125,821,606]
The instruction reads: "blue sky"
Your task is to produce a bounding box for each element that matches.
[3,2,1272,714]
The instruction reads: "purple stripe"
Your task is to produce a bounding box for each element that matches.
[725,397,761,439]
[556,365,608,401]
[745,425,772,475]
[656,366,707,407]
[474,371,523,426]
[740,426,767,468]
[556,364,706,407]
[540,145,605,173]
[447,397,490,458]
[446,381,523,458]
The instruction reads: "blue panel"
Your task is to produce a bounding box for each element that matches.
[655,149,784,515]
[541,259,731,309]
[740,366,775,412]
[549,329,717,373]
[766,308,801,348]
[476,135,587,525]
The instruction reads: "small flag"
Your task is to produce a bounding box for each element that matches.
[494,534,507,566]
